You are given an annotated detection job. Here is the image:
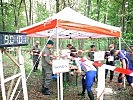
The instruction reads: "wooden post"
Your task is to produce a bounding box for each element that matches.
[18,47,28,100]
[97,67,105,100]
[0,48,6,100]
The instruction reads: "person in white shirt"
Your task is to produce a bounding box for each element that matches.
[72,57,97,100]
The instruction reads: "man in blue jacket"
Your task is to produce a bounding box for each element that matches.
[110,49,133,94]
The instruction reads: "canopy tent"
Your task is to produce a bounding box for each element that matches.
[19,7,121,38]
[19,7,121,100]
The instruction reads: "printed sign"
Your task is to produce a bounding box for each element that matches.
[94,51,105,61]
[52,59,69,74]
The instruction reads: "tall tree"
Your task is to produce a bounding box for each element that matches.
[121,0,126,33]
[23,0,29,26]
[97,0,102,21]
[86,0,91,17]
[0,0,5,31]
[56,0,60,13]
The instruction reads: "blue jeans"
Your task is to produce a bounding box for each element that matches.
[85,71,97,92]
[118,73,133,85]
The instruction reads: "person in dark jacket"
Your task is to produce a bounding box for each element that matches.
[32,41,41,71]
[105,44,115,83]
[110,49,133,94]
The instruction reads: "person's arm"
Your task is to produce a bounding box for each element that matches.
[120,59,126,78]
[43,49,52,65]
[45,55,52,65]
[121,59,127,69]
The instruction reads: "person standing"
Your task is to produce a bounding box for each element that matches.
[110,49,133,93]
[32,41,41,71]
[41,40,54,95]
[105,44,115,82]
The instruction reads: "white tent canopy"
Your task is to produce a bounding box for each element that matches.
[19,7,121,38]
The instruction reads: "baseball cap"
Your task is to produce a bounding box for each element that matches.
[47,40,54,45]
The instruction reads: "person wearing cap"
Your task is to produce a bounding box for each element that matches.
[110,49,133,94]
[105,44,115,83]
[32,41,41,71]
[41,40,54,95]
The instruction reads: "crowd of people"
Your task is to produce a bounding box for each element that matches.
[31,40,133,100]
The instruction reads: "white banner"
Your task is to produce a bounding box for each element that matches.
[52,59,69,74]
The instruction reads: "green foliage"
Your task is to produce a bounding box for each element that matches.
[0,0,26,31]
[35,2,49,23]
[122,33,133,44]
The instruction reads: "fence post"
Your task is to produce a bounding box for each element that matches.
[0,49,6,100]
[97,66,105,100]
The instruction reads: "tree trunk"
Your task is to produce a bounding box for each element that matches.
[23,0,29,26]
[16,0,23,30]
[121,0,126,33]
[104,0,110,24]
[56,0,60,13]
[29,0,32,25]
[0,0,5,31]
[12,0,18,29]
[86,0,91,17]
[97,0,102,21]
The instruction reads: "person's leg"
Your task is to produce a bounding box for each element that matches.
[33,61,36,71]
[33,56,37,71]
[110,70,114,81]
[118,73,123,91]
[85,71,96,100]
[105,69,108,79]
[35,58,40,70]
[78,75,86,96]
[125,75,133,95]
[82,77,86,95]
[35,62,39,70]
[42,66,52,95]
[41,67,46,92]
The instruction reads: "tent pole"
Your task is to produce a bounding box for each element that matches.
[119,33,126,88]
[56,21,63,100]
[56,26,60,100]
[119,35,121,50]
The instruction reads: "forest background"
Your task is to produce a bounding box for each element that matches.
[0,0,133,50]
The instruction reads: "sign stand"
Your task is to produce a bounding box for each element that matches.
[52,59,69,100]
[0,48,28,100]
[60,73,63,100]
